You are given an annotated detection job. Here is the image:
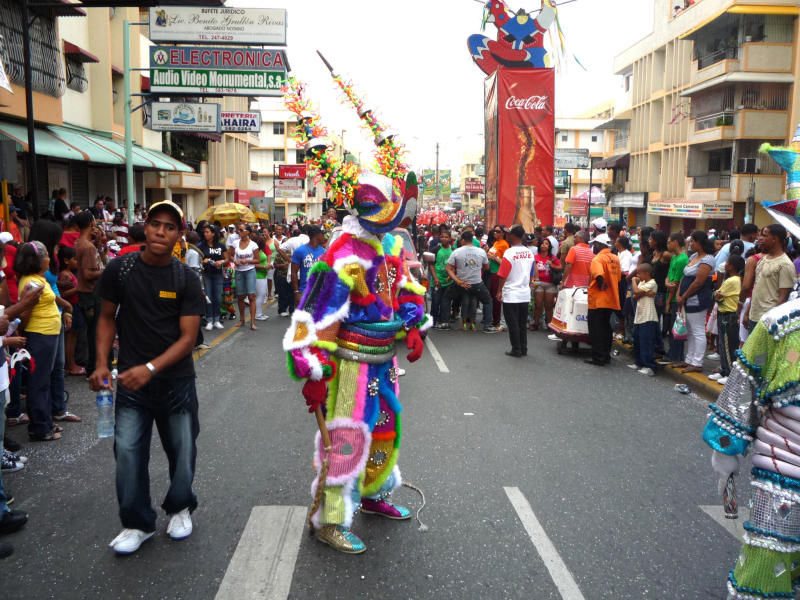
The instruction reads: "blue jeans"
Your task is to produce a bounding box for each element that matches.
[51,324,66,416]
[666,303,685,363]
[204,273,223,322]
[114,376,200,532]
[432,285,452,325]
[25,331,59,437]
[634,321,658,369]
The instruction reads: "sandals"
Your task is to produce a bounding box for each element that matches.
[29,431,61,442]
[6,413,30,426]
[53,412,82,422]
[52,425,64,433]
[681,366,702,374]
[66,367,87,376]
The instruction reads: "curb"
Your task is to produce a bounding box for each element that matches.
[613,340,723,401]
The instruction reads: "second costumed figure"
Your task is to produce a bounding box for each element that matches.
[282,69,430,554]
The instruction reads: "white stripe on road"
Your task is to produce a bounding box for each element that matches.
[215,505,306,600]
[699,504,750,540]
[504,487,586,600]
[425,336,450,373]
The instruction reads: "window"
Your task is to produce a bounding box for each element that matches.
[65,58,88,93]
[624,74,632,92]
[273,122,285,135]
[273,149,285,161]
[561,135,568,142]
[591,135,598,142]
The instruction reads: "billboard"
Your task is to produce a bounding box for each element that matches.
[484,68,555,227]
[149,46,287,96]
[150,102,220,132]
[464,179,484,194]
[439,170,451,195]
[149,7,287,46]
[279,165,306,179]
[220,111,260,133]
[555,149,591,169]
[422,170,436,196]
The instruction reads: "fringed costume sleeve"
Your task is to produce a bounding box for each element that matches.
[382,233,432,339]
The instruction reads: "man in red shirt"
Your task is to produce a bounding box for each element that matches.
[561,231,593,289]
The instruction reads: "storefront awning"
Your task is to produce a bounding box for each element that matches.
[647,199,733,220]
[595,153,630,169]
[63,41,99,63]
[0,119,192,172]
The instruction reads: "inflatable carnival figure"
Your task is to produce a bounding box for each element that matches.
[468,0,557,74]
[281,71,430,554]
[703,125,800,599]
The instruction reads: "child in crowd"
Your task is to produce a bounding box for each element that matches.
[710,253,744,386]
[57,246,84,376]
[629,262,658,377]
[220,247,237,321]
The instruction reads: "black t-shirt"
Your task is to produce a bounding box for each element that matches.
[98,254,204,379]
[198,241,226,276]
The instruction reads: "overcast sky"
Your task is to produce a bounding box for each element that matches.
[232,0,654,181]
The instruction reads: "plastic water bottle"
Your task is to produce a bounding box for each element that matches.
[4,318,20,337]
[97,381,114,438]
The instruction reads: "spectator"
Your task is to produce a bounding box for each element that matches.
[10,186,30,240]
[531,237,561,330]
[614,236,633,341]
[59,216,80,249]
[715,223,758,272]
[559,222,577,263]
[710,252,744,385]
[117,223,146,256]
[57,246,84,377]
[648,230,671,357]
[745,224,796,332]
[89,197,104,222]
[495,225,535,357]
[277,227,310,314]
[198,224,226,330]
[75,211,103,373]
[676,231,715,373]
[272,232,293,317]
[233,225,259,330]
[487,226,509,330]
[291,226,325,308]
[445,231,490,331]
[629,262,658,376]
[662,232,689,366]
[15,241,73,441]
[431,230,454,329]
[254,236,271,321]
[111,213,130,247]
[585,234,621,367]
[561,230,593,288]
[89,200,204,555]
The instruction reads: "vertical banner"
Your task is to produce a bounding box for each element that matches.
[484,72,499,226]
[487,68,555,228]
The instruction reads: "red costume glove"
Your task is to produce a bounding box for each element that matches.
[302,380,327,414]
[405,327,424,363]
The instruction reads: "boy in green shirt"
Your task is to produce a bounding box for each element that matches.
[661,232,689,365]
[431,230,454,329]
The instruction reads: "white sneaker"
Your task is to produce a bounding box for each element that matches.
[717,376,728,385]
[166,508,193,540]
[256,315,269,321]
[627,363,639,370]
[708,372,722,381]
[204,322,213,331]
[547,334,560,342]
[214,321,224,330]
[707,352,720,360]
[109,528,154,554]
[279,311,290,317]
[397,368,406,377]
[638,367,655,377]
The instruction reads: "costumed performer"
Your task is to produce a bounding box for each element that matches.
[282,75,430,554]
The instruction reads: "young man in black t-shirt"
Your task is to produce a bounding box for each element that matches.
[89,200,204,555]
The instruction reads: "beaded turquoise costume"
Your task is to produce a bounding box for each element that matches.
[703,298,800,598]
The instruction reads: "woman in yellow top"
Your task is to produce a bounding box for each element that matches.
[488,226,510,330]
[16,241,72,441]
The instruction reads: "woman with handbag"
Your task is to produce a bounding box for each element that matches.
[675,231,715,373]
[531,237,562,330]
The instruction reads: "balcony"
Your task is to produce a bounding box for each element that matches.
[613,133,630,151]
[693,173,731,189]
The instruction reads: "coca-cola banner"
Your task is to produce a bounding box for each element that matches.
[278,165,307,179]
[485,68,555,228]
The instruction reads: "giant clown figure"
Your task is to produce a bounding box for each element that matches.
[282,74,430,554]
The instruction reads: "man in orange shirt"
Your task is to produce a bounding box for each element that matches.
[585,233,621,366]
[561,231,593,289]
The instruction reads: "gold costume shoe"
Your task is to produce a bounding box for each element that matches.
[315,525,367,554]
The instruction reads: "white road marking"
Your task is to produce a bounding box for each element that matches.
[425,336,450,373]
[699,504,750,540]
[504,487,586,600]
[464,412,475,416]
[215,505,306,600]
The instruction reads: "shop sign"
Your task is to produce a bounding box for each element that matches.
[149,7,287,46]
[609,193,646,208]
[150,102,220,132]
[220,111,261,133]
[278,165,306,179]
[647,200,733,219]
[554,169,569,190]
[464,179,484,194]
[555,148,590,170]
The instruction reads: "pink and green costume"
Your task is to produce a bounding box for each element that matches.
[283,215,430,529]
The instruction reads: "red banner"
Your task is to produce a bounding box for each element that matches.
[464,179,484,194]
[485,68,555,228]
[234,189,265,207]
[279,165,306,179]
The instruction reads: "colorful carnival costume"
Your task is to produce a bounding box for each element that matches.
[281,70,429,554]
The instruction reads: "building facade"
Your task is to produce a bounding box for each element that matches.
[609,0,800,233]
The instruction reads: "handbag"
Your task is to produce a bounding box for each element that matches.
[550,267,563,287]
[672,309,688,341]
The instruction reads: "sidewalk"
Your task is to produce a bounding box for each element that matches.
[613,339,724,401]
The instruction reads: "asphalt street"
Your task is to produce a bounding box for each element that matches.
[1,305,741,600]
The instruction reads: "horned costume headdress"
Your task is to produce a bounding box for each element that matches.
[281,54,417,235]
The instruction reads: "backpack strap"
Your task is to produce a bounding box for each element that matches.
[117,252,141,299]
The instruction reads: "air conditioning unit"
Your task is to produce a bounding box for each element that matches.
[737,158,758,174]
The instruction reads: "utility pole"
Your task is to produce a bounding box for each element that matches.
[435,142,440,205]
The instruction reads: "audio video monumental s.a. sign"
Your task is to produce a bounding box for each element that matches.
[149,46,287,96]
